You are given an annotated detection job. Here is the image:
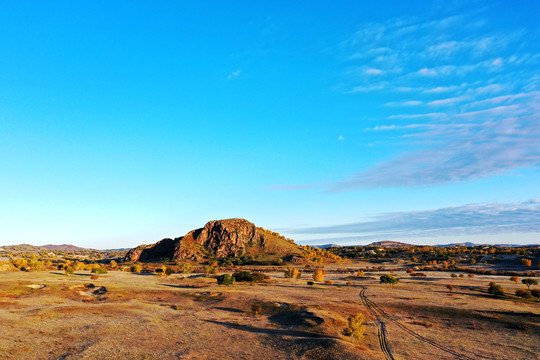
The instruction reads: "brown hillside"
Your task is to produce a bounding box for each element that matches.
[124,218,302,263]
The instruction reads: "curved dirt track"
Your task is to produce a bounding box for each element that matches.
[359,286,487,360]
[359,287,395,360]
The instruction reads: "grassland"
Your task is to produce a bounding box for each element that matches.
[1,262,539,359]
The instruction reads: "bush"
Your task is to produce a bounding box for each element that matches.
[531,289,540,298]
[380,274,399,285]
[446,284,454,293]
[510,276,519,283]
[109,260,117,268]
[468,274,475,278]
[205,265,218,275]
[307,281,314,286]
[325,280,334,285]
[343,313,365,342]
[312,269,325,282]
[488,282,505,297]
[180,263,193,274]
[515,289,533,299]
[450,273,457,279]
[165,267,174,276]
[233,271,269,282]
[64,266,74,276]
[217,274,235,286]
[91,267,108,275]
[91,275,99,280]
[284,268,301,279]
[131,264,142,273]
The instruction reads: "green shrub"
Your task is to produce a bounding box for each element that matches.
[165,267,174,276]
[217,274,235,286]
[380,274,399,285]
[488,282,505,297]
[233,271,269,282]
[91,267,108,274]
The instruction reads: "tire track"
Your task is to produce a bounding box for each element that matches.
[359,286,486,360]
[359,287,395,360]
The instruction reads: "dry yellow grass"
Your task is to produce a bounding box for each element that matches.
[0,265,538,359]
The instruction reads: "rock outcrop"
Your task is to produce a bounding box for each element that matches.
[124,218,298,263]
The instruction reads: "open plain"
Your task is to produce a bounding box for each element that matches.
[1,265,539,360]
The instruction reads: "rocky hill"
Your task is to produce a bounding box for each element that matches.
[124,218,303,263]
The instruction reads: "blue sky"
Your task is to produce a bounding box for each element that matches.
[1,1,539,248]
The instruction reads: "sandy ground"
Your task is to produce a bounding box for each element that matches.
[0,267,539,360]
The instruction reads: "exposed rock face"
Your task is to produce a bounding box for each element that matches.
[124,218,269,262]
[124,238,176,262]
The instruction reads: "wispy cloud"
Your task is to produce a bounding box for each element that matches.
[227,69,242,80]
[289,199,540,240]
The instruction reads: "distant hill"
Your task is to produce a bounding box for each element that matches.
[125,218,304,263]
[0,244,90,252]
[0,244,48,252]
[313,244,342,249]
[368,241,412,247]
[435,242,477,247]
[41,244,88,251]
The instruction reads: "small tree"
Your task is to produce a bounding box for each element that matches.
[180,263,193,274]
[468,273,475,278]
[488,282,505,297]
[205,265,218,275]
[165,267,174,276]
[380,274,399,285]
[450,273,457,279]
[131,264,142,273]
[110,260,117,268]
[312,269,325,282]
[357,270,364,277]
[343,313,366,342]
[217,274,235,286]
[522,278,538,290]
[284,268,301,279]
[447,284,454,293]
[64,266,74,276]
[510,276,519,283]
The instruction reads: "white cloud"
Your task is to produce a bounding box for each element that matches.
[365,68,383,75]
[338,135,345,141]
[418,67,438,76]
[227,70,241,80]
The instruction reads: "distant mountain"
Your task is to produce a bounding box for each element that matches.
[435,242,477,247]
[368,241,412,247]
[313,244,342,249]
[41,244,88,251]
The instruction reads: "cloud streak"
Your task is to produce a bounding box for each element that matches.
[289,199,540,241]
